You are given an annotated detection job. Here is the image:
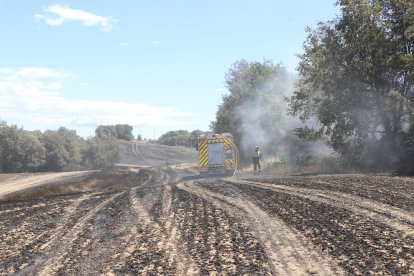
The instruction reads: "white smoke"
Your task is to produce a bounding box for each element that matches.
[234,71,332,163]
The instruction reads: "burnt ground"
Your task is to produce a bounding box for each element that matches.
[0,167,413,275]
[118,141,197,167]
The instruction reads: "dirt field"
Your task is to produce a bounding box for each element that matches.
[0,166,413,275]
[0,142,413,275]
[117,141,197,167]
[0,171,93,198]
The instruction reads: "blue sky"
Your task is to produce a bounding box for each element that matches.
[0,0,339,139]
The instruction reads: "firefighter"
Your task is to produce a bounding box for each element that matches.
[252,146,262,175]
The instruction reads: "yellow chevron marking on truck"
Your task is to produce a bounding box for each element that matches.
[198,141,208,166]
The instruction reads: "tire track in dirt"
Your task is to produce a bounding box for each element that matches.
[161,184,199,274]
[2,167,413,274]
[0,202,59,244]
[219,181,414,274]
[227,179,414,236]
[171,185,272,274]
[4,193,93,271]
[178,182,342,275]
[131,141,158,166]
[114,169,199,275]
[37,193,93,253]
[313,178,413,199]
[118,181,172,273]
[0,202,50,215]
[34,192,124,275]
[272,175,414,211]
[144,170,169,213]
[0,197,73,273]
[106,172,154,273]
[141,142,167,166]
[314,175,414,198]
[109,170,190,274]
[309,177,414,212]
[60,191,135,275]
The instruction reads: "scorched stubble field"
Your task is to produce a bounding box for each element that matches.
[0,166,413,275]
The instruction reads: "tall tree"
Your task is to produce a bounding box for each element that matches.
[82,136,120,169]
[95,125,117,138]
[40,127,82,171]
[289,0,414,172]
[0,125,45,172]
[95,124,134,141]
[115,124,134,141]
[211,60,292,159]
[158,130,191,146]
[157,129,205,147]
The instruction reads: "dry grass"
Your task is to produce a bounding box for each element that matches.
[1,178,99,203]
[239,157,349,176]
[0,167,149,203]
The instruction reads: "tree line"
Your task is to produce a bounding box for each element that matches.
[0,122,121,173]
[290,0,414,173]
[95,124,134,141]
[157,130,204,147]
[211,0,414,174]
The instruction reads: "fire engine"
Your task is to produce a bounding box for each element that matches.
[197,133,239,175]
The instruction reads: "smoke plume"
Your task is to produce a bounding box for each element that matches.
[234,72,332,165]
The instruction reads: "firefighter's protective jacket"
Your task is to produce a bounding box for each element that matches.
[252,149,262,162]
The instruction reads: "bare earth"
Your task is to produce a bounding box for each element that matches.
[0,171,92,198]
[0,142,413,275]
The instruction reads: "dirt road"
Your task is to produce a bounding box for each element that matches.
[118,141,197,167]
[0,171,92,198]
[0,142,413,275]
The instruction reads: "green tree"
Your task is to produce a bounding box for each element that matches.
[40,127,82,171]
[95,124,134,141]
[82,136,120,169]
[115,124,134,140]
[157,129,205,147]
[288,0,414,172]
[0,124,45,172]
[95,125,117,138]
[158,130,191,146]
[211,60,292,159]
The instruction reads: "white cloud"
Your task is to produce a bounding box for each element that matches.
[149,40,160,46]
[0,68,13,74]
[119,42,130,47]
[35,4,117,31]
[1,67,73,80]
[0,67,198,135]
[44,82,63,90]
